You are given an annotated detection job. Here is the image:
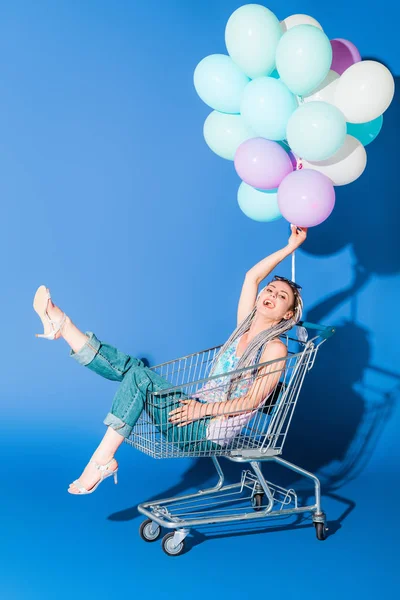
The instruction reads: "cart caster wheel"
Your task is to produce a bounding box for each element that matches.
[162,532,186,556]
[139,519,161,542]
[251,493,264,511]
[314,522,327,541]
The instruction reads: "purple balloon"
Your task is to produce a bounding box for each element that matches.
[330,38,361,75]
[234,138,293,190]
[277,169,335,228]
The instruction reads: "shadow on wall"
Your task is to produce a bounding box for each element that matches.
[282,266,372,474]
[300,75,400,275]
[280,270,398,484]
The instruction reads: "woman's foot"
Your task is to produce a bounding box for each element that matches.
[44,289,70,339]
[68,457,118,494]
[33,285,71,340]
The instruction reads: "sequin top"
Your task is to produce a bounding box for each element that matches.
[194,335,273,447]
[194,336,251,403]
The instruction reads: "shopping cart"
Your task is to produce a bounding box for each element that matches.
[126,321,335,556]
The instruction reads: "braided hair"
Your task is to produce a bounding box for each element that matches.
[208,280,303,397]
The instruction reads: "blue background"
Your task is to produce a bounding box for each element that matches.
[2,1,399,598]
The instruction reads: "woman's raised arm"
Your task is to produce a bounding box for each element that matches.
[237,226,307,325]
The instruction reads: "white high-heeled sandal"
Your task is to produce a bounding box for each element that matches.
[33,285,67,340]
[68,459,119,495]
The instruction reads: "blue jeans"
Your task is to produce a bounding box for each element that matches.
[69,332,220,452]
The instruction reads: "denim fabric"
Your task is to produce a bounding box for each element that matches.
[69,332,220,452]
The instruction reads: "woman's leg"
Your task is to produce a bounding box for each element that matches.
[40,294,148,493]
[45,295,88,351]
[69,367,187,493]
[69,380,218,492]
[68,364,147,493]
[44,297,218,489]
[68,427,124,494]
[46,293,145,381]
[68,364,160,493]
[106,367,220,453]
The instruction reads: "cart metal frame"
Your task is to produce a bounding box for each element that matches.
[126,321,335,555]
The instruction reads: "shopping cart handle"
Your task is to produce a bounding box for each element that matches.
[298,321,336,339]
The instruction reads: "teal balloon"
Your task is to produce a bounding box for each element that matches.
[347,115,383,147]
[240,77,298,140]
[225,5,282,79]
[194,54,250,114]
[238,182,282,222]
[203,111,256,160]
[276,25,332,96]
[287,102,347,161]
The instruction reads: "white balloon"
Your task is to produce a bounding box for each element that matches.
[203,111,256,161]
[335,60,395,123]
[303,70,340,104]
[298,135,367,186]
[281,14,323,33]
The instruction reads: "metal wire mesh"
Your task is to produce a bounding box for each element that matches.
[126,328,323,459]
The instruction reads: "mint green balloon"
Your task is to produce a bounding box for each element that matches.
[287,102,347,161]
[240,77,298,140]
[347,115,383,147]
[225,5,282,79]
[276,25,332,96]
[203,111,256,160]
[194,54,250,114]
[238,182,282,222]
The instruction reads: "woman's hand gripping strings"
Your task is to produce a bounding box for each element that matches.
[168,346,287,427]
[238,224,307,323]
[287,224,307,252]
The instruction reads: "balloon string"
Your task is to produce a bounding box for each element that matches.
[294,95,304,170]
[292,251,296,283]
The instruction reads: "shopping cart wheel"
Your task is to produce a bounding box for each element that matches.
[251,493,264,511]
[139,519,161,542]
[314,522,327,541]
[162,532,186,556]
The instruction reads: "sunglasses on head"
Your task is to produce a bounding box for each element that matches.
[273,275,302,291]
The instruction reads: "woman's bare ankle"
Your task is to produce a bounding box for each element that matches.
[60,315,73,336]
[91,452,117,466]
[60,316,90,353]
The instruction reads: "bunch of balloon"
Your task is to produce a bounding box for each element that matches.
[193,4,395,226]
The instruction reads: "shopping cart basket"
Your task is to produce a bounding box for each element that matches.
[126,321,335,556]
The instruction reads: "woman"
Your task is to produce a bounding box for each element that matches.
[33,225,307,494]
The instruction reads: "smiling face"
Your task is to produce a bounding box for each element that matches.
[256,281,296,322]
